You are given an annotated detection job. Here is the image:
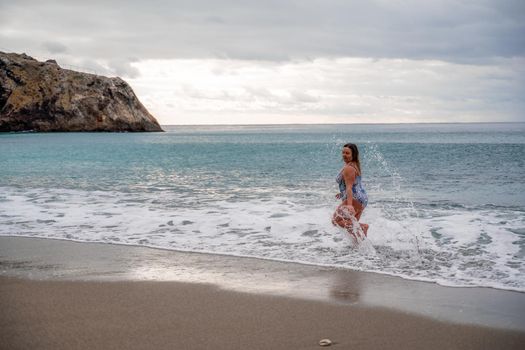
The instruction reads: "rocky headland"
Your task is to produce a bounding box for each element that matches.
[0,51,163,132]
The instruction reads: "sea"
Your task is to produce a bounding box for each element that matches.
[1,123,524,292]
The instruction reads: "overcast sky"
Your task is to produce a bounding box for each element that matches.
[1,0,524,124]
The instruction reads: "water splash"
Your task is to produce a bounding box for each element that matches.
[364,142,425,256]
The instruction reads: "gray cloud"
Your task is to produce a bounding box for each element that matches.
[1,0,522,123]
[107,59,141,79]
[1,0,523,63]
[42,41,68,54]
[128,56,525,124]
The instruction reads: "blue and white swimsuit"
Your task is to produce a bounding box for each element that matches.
[336,165,368,208]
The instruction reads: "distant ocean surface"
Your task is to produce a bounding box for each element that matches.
[1,123,524,291]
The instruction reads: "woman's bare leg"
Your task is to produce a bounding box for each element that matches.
[359,223,369,236]
[332,206,361,243]
[352,199,364,220]
[334,218,358,243]
[352,200,369,237]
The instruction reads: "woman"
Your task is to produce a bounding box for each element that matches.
[332,143,369,243]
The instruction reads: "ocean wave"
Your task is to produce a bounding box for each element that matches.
[1,185,524,292]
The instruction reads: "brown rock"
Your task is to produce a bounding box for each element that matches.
[0,51,164,132]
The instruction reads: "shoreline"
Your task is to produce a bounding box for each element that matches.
[2,233,523,294]
[1,236,524,331]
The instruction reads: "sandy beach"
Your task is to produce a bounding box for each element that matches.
[1,236,525,350]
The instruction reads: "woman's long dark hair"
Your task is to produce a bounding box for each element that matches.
[343,143,361,174]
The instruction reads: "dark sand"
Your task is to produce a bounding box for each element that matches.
[1,236,525,349]
[2,277,525,350]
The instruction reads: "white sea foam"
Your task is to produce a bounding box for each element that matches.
[1,185,524,291]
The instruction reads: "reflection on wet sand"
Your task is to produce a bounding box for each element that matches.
[328,270,362,304]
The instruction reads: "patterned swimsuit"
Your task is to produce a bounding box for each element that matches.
[336,165,368,208]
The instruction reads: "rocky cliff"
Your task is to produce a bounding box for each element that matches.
[0,51,163,132]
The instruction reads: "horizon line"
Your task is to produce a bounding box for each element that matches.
[160,121,524,126]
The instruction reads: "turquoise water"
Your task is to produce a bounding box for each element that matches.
[1,123,524,290]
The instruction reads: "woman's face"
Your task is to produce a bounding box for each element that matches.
[342,147,353,163]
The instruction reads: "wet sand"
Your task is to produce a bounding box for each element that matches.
[1,236,525,349]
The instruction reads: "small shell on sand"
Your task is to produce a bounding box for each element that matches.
[319,338,332,346]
